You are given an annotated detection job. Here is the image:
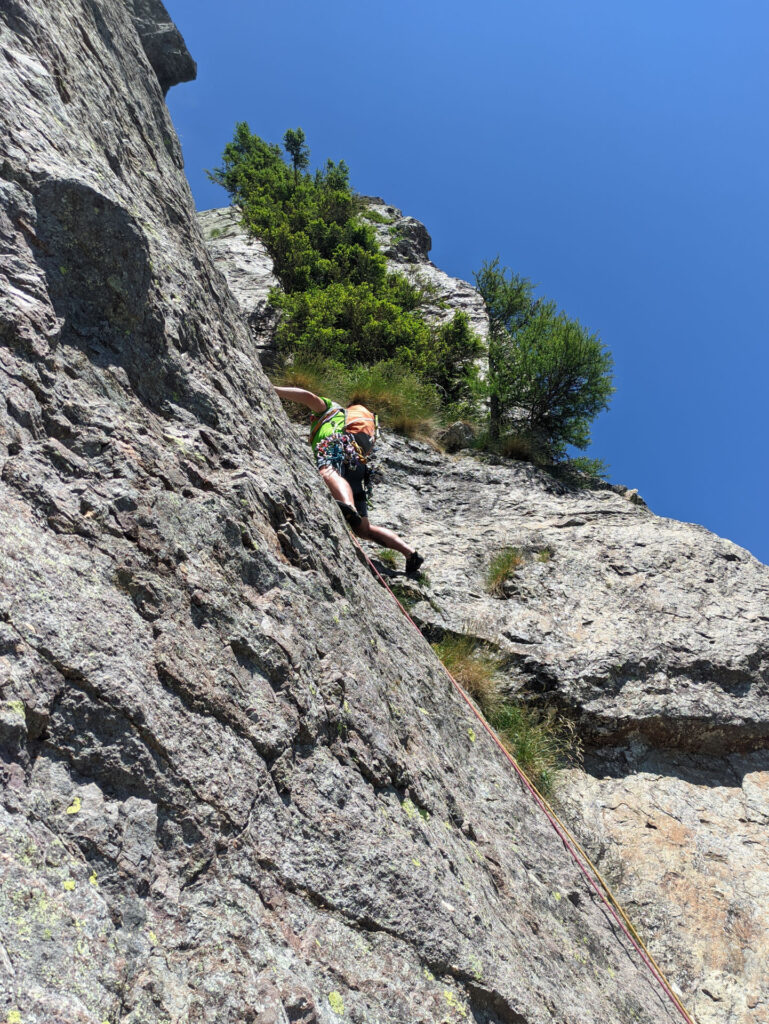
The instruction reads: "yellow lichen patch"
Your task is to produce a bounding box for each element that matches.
[6,700,25,718]
[467,728,476,743]
[7,1011,22,1024]
[402,798,417,819]
[148,930,158,946]
[443,990,467,1018]
[468,953,483,980]
[66,796,81,815]
[328,991,345,1015]
[423,966,435,981]
[63,879,76,891]
[88,872,98,888]
[412,858,421,868]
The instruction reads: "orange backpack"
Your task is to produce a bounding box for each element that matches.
[308,402,380,455]
[344,404,378,450]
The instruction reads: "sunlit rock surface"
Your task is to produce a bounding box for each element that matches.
[362,196,490,340]
[0,2,689,1023]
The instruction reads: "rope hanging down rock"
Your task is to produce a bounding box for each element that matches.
[351,535,696,1024]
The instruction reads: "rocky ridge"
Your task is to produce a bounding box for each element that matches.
[361,197,490,341]
[0,4,692,1024]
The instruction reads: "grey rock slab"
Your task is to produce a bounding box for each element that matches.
[128,0,197,94]
[369,433,769,755]
[558,749,769,1024]
[0,2,684,1022]
[198,206,280,364]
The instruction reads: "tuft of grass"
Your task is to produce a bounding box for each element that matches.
[360,207,393,225]
[375,548,398,569]
[431,632,580,796]
[346,359,439,440]
[276,357,349,401]
[487,704,582,796]
[499,431,542,462]
[432,634,501,715]
[536,547,553,563]
[389,582,419,612]
[273,356,439,440]
[486,547,524,597]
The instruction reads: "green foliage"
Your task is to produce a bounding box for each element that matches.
[431,632,579,795]
[561,455,610,481]
[272,281,432,364]
[283,127,309,182]
[486,547,524,597]
[474,258,614,461]
[212,123,482,416]
[278,355,440,438]
[417,313,484,404]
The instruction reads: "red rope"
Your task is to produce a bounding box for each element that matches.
[356,538,695,1024]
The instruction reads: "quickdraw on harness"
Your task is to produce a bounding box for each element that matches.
[315,432,368,472]
[310,402,380,500]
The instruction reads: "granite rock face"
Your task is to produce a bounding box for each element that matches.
[128,0,197,95]
[198,207,280,366]
[362,196,490,340]
[372,437,769,755]
[559,748,769,1024]
[0,4,687,1024]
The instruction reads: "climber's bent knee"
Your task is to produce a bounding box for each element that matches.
[353,517,372,539]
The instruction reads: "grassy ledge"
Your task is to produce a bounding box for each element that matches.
[431,633,580,795]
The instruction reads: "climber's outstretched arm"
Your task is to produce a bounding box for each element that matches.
[274,386,326,413]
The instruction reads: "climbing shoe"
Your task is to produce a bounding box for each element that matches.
[336,500,362,529]
[405,550,424,575]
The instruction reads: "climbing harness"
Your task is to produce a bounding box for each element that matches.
[350,534,697,1024]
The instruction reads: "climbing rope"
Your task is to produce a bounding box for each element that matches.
[352,537,697,1024]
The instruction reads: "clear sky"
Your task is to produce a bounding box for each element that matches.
[165,0,769,565]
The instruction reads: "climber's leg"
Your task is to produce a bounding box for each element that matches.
[353,518,413,557]
[318,465,355,505]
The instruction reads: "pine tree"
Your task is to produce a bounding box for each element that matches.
[474,258,614,458]
[282,127,310,185]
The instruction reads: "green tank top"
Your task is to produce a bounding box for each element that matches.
[308,398,346,452]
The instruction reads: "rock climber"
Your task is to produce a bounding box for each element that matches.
[274,386,424,575]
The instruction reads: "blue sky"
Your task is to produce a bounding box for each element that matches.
[166,0,769,565]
